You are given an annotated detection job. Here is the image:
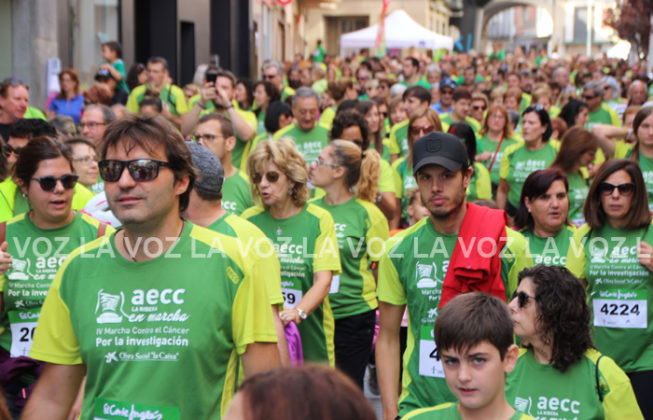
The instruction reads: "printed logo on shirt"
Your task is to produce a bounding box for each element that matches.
[7,258,31,281]
[416,262,441,289]
[514,395,582,419]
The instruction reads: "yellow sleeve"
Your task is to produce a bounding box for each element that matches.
[171,86,189,115]
[500,144,519,180]
[474,163,492,200]
[309,206,342,274]
[126,85,145,114]
[238,109,257,130]
[566,224,590,279]
[607,106,622,128]
[30,259,82,365]
[72,183,95,210]
[391,158,404,198]
[377,236,407,305]
[363,202,390,262]
[614,140,633,159]
[504,228,533,296]
[378,159,396,194]
[388,124,401,155]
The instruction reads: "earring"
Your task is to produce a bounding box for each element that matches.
[288,186,293,196]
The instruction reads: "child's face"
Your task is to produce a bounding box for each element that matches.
[102,45,115,62]
[441,341,517,413]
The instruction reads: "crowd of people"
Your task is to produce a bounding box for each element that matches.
[0,38,651,419]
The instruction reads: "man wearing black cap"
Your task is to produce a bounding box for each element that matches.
[375,132,531,419]
[182,141,289,364]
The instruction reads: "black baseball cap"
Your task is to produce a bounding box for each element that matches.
[412,132,469,175]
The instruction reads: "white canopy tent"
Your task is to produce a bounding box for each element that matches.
[340,10,454,55]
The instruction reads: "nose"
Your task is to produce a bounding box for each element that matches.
[117,165,136,188]
[457,361,472,383]
[52,179,66,194]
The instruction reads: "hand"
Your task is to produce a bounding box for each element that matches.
[99,63,112,71]
[278,308,301,327]
[0,241,11,275]
[213,84,232,108]
[638,241,653,271]
[476,151,492,162]
[161,103,174,119]
[200,82,218,105]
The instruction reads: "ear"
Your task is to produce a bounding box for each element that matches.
[15,177,28,196]
[225,135,237,153]
[503,344,519,374]
[332,165,346,180]
[174,173,191,197]
[462,166,474,189]
[524,197,532,212]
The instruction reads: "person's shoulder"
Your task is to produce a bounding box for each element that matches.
[305,202,334,221]
[5,212,27,227]
[473,161,490,176]
[390,119,409,133]
[273,123,297,139]
[355,197,384,217]
[584,348,633,392]
[402,402,457,419]
[391,156,406,171]
[572,223,592,241]
[240,205,266,220]
[223,213,267,239]
[505,226,528,250]
[129,84,148,96]
[503,142,523,156]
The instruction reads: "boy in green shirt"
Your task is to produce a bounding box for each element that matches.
[403,292,532,420]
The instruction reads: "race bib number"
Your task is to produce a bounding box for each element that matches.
[9,309,40,358]
[94,398,180,420]
[329,275,340,294]
[418,324,445,378]
[594,290,647,329]
[282,288,303,309]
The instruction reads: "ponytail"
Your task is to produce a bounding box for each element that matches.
[329,140,380,203]
[357,149,380,202]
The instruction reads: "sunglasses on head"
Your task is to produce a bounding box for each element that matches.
[2,144,23,157]
[98,159,173,183]
[31,174,78,191]
[252,171,280,184]
[511,290,535,308]
[599,182,635,196]
[2,77,25,87]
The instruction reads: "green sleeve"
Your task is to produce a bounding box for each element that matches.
[504,228,533,297]
[391,158,404,199]
[378,160,396,194]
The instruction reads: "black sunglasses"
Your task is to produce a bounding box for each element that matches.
[599,182,635,196]
[252,171,280,184]
[31,174,78,191]
[511,290,535,308]
[98,159,173,183]
[2,144,23,157]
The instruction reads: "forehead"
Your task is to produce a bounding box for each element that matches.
[604,169,632,183]
[105,137,167,160]
[71,143,93,155]
[148,62,164,71]
[264,67,279,75]
[7,85,29,98]
[216,76,234,88]
[295,97,318,108]
[441,340,499,358]
[417,164,454,177]
[8,137,29,147]
[82,108,104,121]
[197,119,221,133]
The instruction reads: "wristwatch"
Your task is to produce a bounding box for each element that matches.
[295,307,308,320]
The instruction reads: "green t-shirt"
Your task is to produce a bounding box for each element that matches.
[222,172,254,216]
[378,217,531,416]
[273,123,330,165]
[126,83,189,116]
[637,154,653,212]
[0,212,110,356]
[391,157,417,221]
[567,222,653,373]
[207,214,283,306]
[110,59,129,93]
[500,143,558,208]
[403,402,534,420]
[506,348,643,420]
[311,197,389,319]
[477,135,522,185]
[30,222,277,419]
[521,225,575,267]
[439,114,481,135]
[587,103,621,129]
[389,120,409,158]
[256,111,266,135]
[567,172,589,226]
[401,80,431,90]
[242,204,341,365]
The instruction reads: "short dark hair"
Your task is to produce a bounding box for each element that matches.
[514,169,569,231]
[14,137,73,187]
[584,159,651,229]
[434,292,514,360]
[147,56,168,70]
[197,113,234,139]
[523,105,553,142]
[64,137,96,150]
[559,99,588,129]
[254,80,281,105]
[330,109,369,150]
[403,86,431,105]
[140,97,163,113]
[517,265,593,372]
[98,115,196,212]
[264,101,292,134]
[216,69,237,88]
[9,119,57,139]
[84,104,117,125]
[447,123,477,165]
[404,57,420,69]
[452,87,472,102]
[102,41,123,59]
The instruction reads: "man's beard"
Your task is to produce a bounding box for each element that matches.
[425,188,466,220]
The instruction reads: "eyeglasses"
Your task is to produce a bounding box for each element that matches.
[73,155,97,164]
[511,290,535,308]
[410,125,435,137]
[441,90,454,95]
[315,158,340,168]
[80,122,106,129]
[31,174,78,191]
[472,105,486,111]
[599,182,635,196]
[582,95,596,101]
[263,74,276,80]
[193,133,221,142]
[252,171,280,184]
[98,159,173,182]
[2,144,23,157]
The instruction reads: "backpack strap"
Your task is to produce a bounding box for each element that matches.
[595,354,605,402]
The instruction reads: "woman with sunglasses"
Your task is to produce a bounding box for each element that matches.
[497,105,557,216]
[253,81,281,136]
[506,265,642,419]
[476,105,522,190]
[567,159,653,418]
[514,169,574,267]
[242,138,341,366]
[0,137,110,416]
[391,108,442,226]
[549,127,598,226]
[308,139,389,389]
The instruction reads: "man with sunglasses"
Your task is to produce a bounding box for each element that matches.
[431,78,456,115]
[389,86,432,158]
[24,115,280,420]
[262,61,295,102]
[376,132,531,419]
[0,120,94,222]
[193,113,254,215]
[583,81,621,129]
[273,87,330,165]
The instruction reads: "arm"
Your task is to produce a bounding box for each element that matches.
[100,63,124,83]
[181,83,219,137]
[592,124,625,158]
[20,363,85,420]
[271,305,291,366]
[226,107,255,142]
[376,302,405,420]
[279,270,332,325]
[66,376,86,420]
[241,342,281,378]
[388,198,401,230]
[160,104,183,129]
[377,192,397,223]
[496,179,510,210]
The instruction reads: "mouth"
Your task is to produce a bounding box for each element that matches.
[116,195,143,206]
[457,387,477,396]
[50,199,68,209]
[430,197,447,206]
